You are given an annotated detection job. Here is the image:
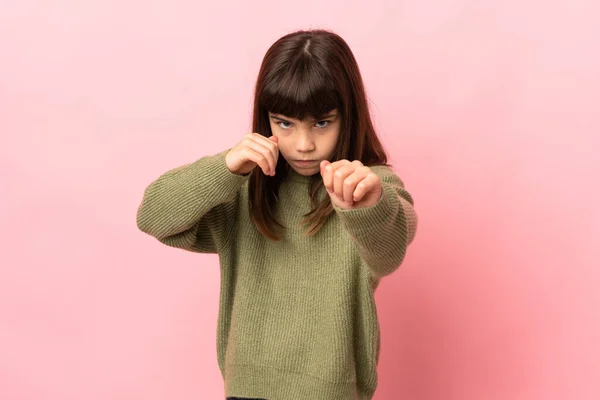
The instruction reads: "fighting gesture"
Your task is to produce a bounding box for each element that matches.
[226,133,279,176]
[320,160,383,209]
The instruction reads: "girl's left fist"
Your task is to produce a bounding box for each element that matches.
[320,159,382,209]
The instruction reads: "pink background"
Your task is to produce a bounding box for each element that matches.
[1,1,599,399]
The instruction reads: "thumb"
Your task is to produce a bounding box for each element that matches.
[269,135,278,143]
[320,160,330,173]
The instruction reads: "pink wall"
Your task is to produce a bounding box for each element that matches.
[1,1,598,399]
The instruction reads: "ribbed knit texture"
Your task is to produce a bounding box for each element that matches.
[136,149,418,400]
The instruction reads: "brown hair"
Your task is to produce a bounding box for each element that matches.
[248,29,390,240]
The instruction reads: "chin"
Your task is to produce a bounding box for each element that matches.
[284,159,321,176]
[294,167,320,176]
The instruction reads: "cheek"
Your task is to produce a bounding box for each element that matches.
[321,132,339,150]
[279,141,292,155]
[326,124,341,143]
[273,134,290,154]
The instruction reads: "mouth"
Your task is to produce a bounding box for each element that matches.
[293,159,318,167]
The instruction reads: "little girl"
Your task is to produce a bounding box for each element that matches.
[137,29,418,400]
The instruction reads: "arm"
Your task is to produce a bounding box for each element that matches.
[332,165,418,279]
[136,149,249,253]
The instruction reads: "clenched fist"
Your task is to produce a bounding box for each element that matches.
[226,133,279,176]
[320,160,383,209]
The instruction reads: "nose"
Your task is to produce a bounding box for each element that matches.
[296,130,315,152]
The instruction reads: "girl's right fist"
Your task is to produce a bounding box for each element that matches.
[225,133,279,176]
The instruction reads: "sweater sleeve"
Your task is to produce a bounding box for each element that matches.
[332,165,418,279]
[136,149,250,254]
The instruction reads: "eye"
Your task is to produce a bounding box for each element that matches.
[315,120,330,128]
[277,121,293,129]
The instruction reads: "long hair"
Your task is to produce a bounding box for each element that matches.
[248,29,390,240]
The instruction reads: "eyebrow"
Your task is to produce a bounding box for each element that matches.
[269,112,337,122]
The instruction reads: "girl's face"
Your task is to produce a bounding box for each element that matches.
[268,109,341,176]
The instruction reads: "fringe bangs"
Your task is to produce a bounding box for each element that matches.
[259,57,341,120]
